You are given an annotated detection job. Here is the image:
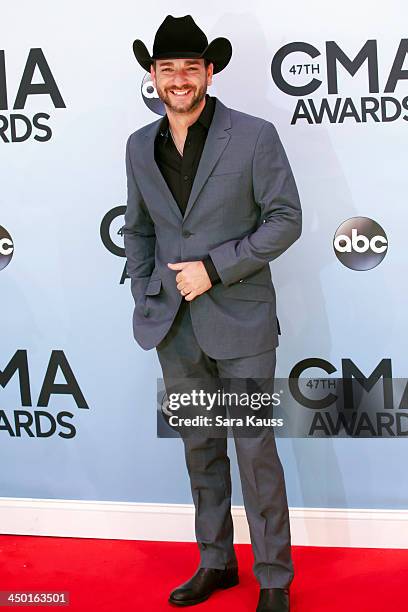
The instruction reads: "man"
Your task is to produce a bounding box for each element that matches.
[123,14,302,612]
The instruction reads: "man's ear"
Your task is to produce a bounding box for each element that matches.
[207,62,214,86]
[150,63,156,86]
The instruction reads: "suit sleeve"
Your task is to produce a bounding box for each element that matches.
[208,121,302,286]
[122,134,156,304]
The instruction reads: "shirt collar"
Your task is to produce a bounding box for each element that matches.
[158,94,215,138]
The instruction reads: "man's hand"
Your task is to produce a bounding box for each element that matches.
[167,261,212,301]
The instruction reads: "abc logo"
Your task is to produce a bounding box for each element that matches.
[0,225,14,271]
[333,217,388,270]
[141,73,165,116]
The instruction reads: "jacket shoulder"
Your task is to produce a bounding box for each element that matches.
[228,106,271,132]
[226,106,278,146]
[127,117,161,145]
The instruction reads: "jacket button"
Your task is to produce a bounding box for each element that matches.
[182,230,192,238]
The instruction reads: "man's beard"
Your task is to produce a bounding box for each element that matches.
[156,82,207,114]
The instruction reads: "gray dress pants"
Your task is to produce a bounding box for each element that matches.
[156,299,294,589]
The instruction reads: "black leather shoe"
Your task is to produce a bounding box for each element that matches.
[168,567,239,606]
[256,588,290,612]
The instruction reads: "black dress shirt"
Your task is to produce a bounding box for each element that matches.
[154,93,220,284]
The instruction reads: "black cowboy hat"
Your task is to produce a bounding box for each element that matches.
[133,14,232,74]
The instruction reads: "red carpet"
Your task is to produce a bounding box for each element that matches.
[0,535,406,611]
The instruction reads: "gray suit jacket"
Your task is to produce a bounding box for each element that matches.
[123,96,302,359]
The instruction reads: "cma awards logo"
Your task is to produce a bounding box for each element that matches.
[271,39,408,124]
[141,73,165,115]
[0,225,14,270]
[0,48,66,143]
[0,350,88,439]
[100,206,128,283]
[290,358,407,437]
[333,217,388,270]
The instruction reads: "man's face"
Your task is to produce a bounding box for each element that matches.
[151,58,213,113]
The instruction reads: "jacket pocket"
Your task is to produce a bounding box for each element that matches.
[208,170,243,180]
[144,277,162,296]
[222,279,275,303]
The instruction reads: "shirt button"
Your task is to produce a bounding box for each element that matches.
[183,175,189,181]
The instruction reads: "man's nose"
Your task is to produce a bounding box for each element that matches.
[171,71,191,86]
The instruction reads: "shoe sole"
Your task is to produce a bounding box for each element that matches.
[168,576,239,607]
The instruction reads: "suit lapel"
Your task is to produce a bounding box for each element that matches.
[141,96,231,223]
[183,97,231,221]
[142,119,183,221]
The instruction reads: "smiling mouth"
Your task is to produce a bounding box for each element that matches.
[169,89,192,97]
